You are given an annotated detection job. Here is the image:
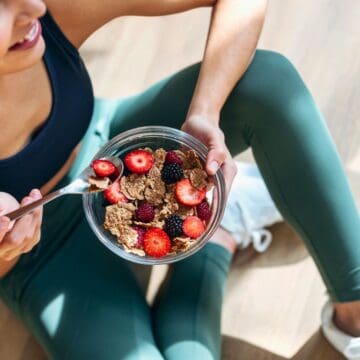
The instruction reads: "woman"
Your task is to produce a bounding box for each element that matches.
[0,0,359,359]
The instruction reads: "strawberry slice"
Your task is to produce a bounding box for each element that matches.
[175,179,206,206]
[103,180,128,204]
[92,159,117,177]
[124,149,154,174]
[182,216,205,239]
[108,167,121,182]
[143,228,171,258]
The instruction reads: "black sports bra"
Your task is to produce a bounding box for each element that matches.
[0,11,94,200]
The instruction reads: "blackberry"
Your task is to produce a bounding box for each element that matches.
[161,163,184,184]
[164,215,184,238]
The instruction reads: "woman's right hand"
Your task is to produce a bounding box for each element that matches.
[0,190,43,262]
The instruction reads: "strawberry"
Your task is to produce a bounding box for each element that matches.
[108,167,121,182]
[143,228,171,258]
[103,180,128,204]
[196,200,211,222]
[175,179,206,206]
[92,159,117,177]
[124,149,154,174]
[182,216,205,239]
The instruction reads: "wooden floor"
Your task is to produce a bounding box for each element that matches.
[1,0,359,359]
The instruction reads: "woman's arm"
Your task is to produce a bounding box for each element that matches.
[45,0,216,47]
[123,0,267,189]
[188,0,267,116]
[122,0,267,184]
[182,0,267,190]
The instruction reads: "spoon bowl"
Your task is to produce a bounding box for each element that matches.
[66,156,123,194]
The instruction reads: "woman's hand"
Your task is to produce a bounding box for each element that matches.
[0,190,43,262]
[181,114,237,194]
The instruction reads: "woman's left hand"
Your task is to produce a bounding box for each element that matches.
[181,114,237,195]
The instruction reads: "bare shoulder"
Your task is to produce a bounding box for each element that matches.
[44,0,214,48]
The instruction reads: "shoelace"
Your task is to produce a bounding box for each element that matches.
[239,228,273,253]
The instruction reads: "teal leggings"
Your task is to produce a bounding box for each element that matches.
[0,50,359,359]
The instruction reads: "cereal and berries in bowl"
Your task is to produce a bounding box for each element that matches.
[83,126,226,265]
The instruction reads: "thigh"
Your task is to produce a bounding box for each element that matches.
[19,219,163,360]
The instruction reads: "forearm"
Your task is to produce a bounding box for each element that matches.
[188,0,267,119]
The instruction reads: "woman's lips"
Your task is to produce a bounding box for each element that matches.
[9,20,42,52]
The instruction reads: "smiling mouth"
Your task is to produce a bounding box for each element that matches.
[9,20,42,52]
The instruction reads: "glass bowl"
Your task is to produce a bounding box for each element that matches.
[83,126,226,265]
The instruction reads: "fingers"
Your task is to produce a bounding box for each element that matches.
[0,216,11,243]
[205,132,236,194]
[0,218,33,257]
[206,148,227,175]
[8,191,41,246]
[0,189,43,260]
[206,132,226,175]
[221,153,238,195]
[0,193,19,231]
[21,227,41,253]
[181,119,236,193]
[29,189,43,225]
[2,212,32,252]
[207,145,237,195]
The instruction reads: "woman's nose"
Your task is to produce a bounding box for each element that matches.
[15,0,46,27]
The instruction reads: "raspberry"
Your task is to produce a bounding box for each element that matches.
[135,203,155,223]
[164,215,183,238]
[133,226,146,248]
[196,200,211,222]
[165,151,183,165]
[161,163,184,184]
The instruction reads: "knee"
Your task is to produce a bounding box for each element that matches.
[234,50,318,132]
[240,50,310,109]
[254,50,301,84]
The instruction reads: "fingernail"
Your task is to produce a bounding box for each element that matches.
[31,189,40,197]
[23,197,32,204]
[209,161,219,173]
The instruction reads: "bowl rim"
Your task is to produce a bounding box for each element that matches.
[83,125,226,265]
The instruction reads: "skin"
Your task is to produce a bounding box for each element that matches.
[0,0,358,338]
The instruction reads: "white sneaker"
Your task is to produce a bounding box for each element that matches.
[321,301,360,359]
[220,162,283,252]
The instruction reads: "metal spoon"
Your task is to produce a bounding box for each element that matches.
[5,156,123,221]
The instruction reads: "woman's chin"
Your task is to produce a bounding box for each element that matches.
[0,36,46,75]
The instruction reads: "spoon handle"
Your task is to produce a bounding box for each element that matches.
[5,189,66,222]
